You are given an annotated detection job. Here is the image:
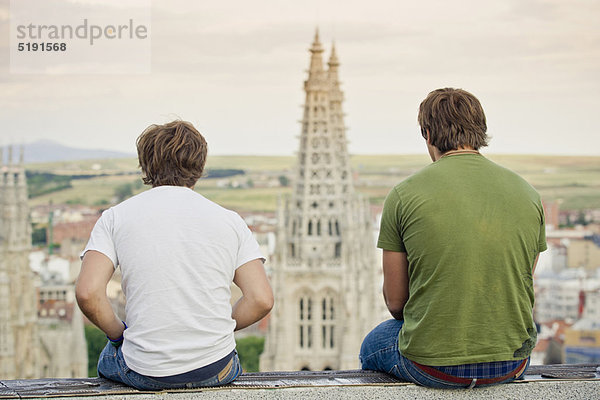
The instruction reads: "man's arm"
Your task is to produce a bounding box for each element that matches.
[232,258,274,331]
[76,250,124,340]
[531,253,540,275]
[382,250,409,320]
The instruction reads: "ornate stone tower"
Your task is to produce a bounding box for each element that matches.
[260,31,379,371]
[0,146,39,379]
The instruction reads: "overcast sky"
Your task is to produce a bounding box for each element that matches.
[1,0,599,156]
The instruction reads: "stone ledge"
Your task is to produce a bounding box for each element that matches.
[1,381,600,400]
[1,364,598,400]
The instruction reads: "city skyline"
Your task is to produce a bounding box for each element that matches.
[1,0,599,156]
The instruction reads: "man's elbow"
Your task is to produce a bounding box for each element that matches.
[258,290,274,314]
[75,278,86,300]
[251,287,274,315]
[75,283,92,306]
[75,290,90,312]
[75,282,101,308]
[386,299,407,320]
[387,307,404,320]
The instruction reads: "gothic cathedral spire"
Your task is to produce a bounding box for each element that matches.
[0,146,38,378]
[260,32,381,372]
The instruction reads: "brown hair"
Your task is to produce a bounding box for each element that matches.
[136,120,207,187]
[418,88,488,153]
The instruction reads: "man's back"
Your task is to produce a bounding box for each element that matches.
[77,120,272,390]
[361,88,545,388]
[85,185,263,376]
[378,153,546,365]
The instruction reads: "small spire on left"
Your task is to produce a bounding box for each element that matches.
[313,27,321,45]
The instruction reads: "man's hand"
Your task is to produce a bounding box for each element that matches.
[382,250,409,320]
[76,250,124,340]
[232,258,274,331]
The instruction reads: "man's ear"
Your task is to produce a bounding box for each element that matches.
[426,130,431,144]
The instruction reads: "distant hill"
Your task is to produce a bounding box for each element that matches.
[3,140,134,163]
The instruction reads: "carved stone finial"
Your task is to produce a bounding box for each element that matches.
[309,27,323,54]
[328,42,339,66]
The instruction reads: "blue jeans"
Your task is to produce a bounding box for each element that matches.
[359,319,529,389]
[97,342,242,391]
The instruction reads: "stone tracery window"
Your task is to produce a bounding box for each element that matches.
[321,294,336,349]
[299,295,313,349]
[335,242,341,258]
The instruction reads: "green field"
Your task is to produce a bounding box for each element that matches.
[26,154,600,212]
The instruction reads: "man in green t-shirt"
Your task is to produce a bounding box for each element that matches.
[359,88,546,389]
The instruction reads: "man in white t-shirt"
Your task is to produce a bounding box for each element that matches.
[76,120,273,390]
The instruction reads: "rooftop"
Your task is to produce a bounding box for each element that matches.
[1,364,598,400]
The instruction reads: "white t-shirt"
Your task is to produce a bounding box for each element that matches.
[82,185,264,376]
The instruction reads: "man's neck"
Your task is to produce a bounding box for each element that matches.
[430,146,478,162]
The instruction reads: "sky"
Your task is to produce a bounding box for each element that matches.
[1,0,599,156]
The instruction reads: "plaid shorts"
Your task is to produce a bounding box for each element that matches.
[432,360,524,379]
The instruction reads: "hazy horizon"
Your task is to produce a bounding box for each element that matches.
[12,137,600,161]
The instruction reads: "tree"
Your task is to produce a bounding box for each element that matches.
[133,179,144,190]
[84,325,107,377]
[576,211,588,226]
[31,225,47,246]
[114,183,134,202]
[236,336,265,372]
[278,175,289,187]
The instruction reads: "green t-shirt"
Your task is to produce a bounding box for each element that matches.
[377,154,546,366]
